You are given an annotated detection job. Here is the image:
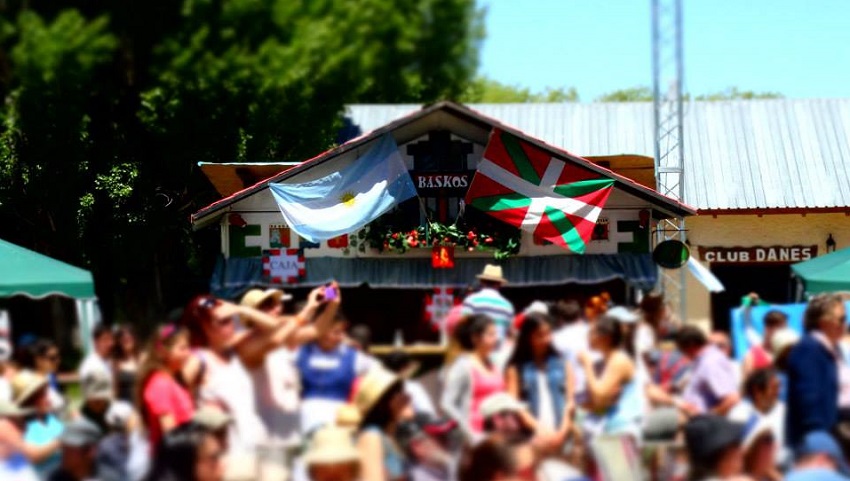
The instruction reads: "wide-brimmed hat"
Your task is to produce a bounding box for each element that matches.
[684,415,744,463]
[770,327,801,357]
[82,371,114,401]
[353,368,402,419]
[476,264,508,284]
[335,403,362,428]
[606,306,640,324]
[383,350,421,380]
[240,288,292,309]
[303,426,360,466]
[479,393,526,419]
[0,400,33,418]
[11,371,48,406]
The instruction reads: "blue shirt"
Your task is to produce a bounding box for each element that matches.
[462,288,514,341]
[24,414,63,477]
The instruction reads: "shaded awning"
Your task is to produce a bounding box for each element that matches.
[210,253,658,299]
[0,238,95,299]
[792,246,850,294]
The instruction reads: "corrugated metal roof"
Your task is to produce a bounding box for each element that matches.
[346,99,850,211]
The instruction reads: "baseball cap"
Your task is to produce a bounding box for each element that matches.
[796,431,850,476]
[192,406,232,431]
[479,393,526,419]
[60,418,102,447]
[684,415,744,464]
[770,328,800,358]
[82,371,114,401]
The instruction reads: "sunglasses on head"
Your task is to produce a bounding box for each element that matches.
[199,296,218,310]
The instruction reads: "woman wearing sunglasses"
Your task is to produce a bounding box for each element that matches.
[27,340,65,414]
[180,285,340,456]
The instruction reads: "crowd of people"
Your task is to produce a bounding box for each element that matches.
[0,263,848,481]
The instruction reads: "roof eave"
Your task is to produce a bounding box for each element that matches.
[191,101,696,227]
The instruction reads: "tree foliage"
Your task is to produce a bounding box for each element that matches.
[0,0,483,322]
[461,77,578,103]
[596,85,784,102]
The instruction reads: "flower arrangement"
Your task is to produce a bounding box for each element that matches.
[358,219,521,260]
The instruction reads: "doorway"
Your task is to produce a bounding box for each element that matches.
[710,263,794,332]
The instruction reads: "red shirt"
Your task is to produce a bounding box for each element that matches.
[143,371,194,447]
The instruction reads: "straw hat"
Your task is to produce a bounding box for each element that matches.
[770,328,801,357]
[335,403,362,428]
[0,400,33,418]
[383,350,421,380]
[240,288,292,308]
[12,371,48,406]
[303,426,360,466]
[476,264,508,284]
[353,368,402,419]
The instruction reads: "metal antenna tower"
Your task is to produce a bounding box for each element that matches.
[652,0,687,321]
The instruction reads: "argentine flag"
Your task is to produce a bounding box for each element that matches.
[270,134,417,243]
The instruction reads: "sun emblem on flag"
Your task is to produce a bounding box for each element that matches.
[340,191,356,207]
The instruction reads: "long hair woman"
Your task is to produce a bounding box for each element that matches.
[143,422,225,481]
[354,368,414,481]
[505,313,574,440]
[440,314,504,442]
[136,324,194,449]
[577,315,643,440]
[111,325,142,403]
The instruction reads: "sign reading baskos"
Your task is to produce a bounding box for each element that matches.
[411,172,472,192]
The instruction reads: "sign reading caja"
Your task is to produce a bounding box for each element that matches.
[698,245,818,264]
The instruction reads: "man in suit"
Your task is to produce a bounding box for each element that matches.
[786,294,847,447]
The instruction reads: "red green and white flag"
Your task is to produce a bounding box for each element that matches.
[465,129,615,253]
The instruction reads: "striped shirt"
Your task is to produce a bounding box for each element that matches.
[462,288,515,340]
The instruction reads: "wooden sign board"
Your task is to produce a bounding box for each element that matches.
[411,171,473,193]
[698,245,817,264]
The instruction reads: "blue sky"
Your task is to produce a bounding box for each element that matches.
[479,0,850,100]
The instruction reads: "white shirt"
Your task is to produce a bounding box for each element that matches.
[553,322,590,359]
[0,377,10,402]
[728,399,788,465]
[78,352,110,380]
[536,370,557,432]
[405,380,437,417]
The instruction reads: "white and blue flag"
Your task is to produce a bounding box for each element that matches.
[269,134,417,243]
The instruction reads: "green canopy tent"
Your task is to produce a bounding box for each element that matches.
[791,246,850,294]
[0,238,99,353]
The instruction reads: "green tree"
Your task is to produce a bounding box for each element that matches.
[695,87,783,100]
[461,77,578,103]
[596,86,783,102]
[0,0,483,323]
[595,86,654,102]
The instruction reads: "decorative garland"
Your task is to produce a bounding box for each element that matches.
[357,219,521,260]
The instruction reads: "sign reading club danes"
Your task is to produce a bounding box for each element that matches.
[698,245,818,264]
